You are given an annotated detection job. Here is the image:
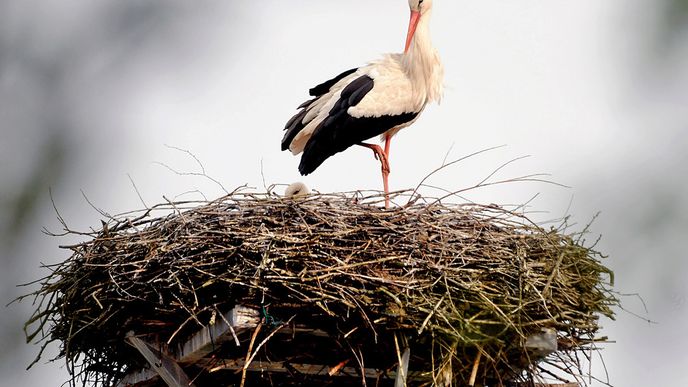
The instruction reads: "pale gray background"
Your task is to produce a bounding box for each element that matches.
[1,0,686,386]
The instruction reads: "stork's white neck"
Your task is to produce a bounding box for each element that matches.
[403,8,443,105]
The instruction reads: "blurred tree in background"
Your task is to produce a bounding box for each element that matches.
[0,0,195,375]
[663,0,688,38]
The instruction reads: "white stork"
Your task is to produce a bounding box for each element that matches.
[281,0,443,208]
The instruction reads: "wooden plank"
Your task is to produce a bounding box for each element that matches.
[118,305,333,386]
[178,306,260,364]
[116,368,159,386]
[394,347,410,387]
[118,306,262,386]
[201,358,427,381]
[125,332,195,387]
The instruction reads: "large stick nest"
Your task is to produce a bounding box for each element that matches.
[24,190,616,386]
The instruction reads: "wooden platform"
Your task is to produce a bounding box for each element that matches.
[117,305,577,387]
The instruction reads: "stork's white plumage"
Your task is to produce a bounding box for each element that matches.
[281,0,443,208]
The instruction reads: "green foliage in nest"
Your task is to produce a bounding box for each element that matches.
[21,191,617,386]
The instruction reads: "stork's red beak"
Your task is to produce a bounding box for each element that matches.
[404,11,421,53]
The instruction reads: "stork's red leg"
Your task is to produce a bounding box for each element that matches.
[359,140,391,209]
[383,136,391,208]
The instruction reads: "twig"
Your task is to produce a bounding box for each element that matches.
[239,321,263,387]
[127,173,149,209]
[410,144,507,201]
[469,350,482,386]
[240,315,295,387]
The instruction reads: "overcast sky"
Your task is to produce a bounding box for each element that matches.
[1,1,686,386]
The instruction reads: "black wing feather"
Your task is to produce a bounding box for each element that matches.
[298,75,418,175]
[309,68,358,97]
[281,68,359,151]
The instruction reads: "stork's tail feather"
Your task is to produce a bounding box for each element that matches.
[282,108,309,151]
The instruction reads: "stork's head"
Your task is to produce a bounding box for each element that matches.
[408,0,432,13]
[405,0,432,53]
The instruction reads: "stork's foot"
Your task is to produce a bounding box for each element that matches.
[359,143,391,175]
[359,142,391,209]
